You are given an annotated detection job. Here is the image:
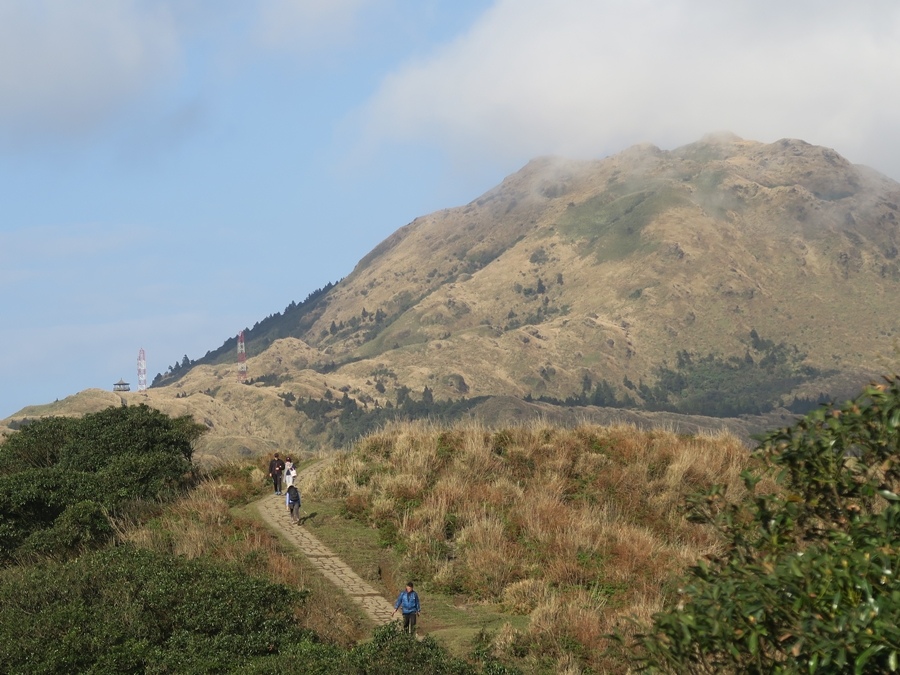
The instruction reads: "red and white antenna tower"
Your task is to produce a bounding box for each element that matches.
[137,348,147,392]
[237,331,247,381]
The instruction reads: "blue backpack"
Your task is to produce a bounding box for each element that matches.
[287,485,301,504]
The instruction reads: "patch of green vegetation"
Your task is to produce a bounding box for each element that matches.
[692,167,727,193]
[556,187,686,263]
[635,375,900,673]
[0,405,205,564]
[0,540,502,673]
[671,141,734,164]
[538,331,832,417]
[690,167,743,217]
[639,331,829,416]
[0,545,318,673]
[354,304,433,358]
[528,247,549,264]
[293,393,489,448]
[244,373,289,387]
[467,246,505,269]
[536,378,637,410]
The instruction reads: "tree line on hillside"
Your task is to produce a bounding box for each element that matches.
[260,331,830,449]
[537,330,831,417]
[290,387,488,448]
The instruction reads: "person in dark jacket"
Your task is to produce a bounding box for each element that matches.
[391,582,421,635]
[268,453,285,495]
[285,484,302,523]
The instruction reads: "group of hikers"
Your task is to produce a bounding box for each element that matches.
[267,452,303,524]
[267,452,422,634]
[266,452,297,496]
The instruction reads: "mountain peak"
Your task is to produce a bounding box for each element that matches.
[12,134,899,459]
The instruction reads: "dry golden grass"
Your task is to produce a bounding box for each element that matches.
[312,417,751,671]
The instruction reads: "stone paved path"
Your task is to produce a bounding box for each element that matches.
[255,458,396,626]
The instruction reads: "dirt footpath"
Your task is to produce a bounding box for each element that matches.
[255,459,396,625]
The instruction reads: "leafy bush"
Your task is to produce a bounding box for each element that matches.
[237,622,511,674]
[16,499,112,559]
[635,376,900,673]
[0,405,205,563]
[345,622,499,674]
[0,545,314,673]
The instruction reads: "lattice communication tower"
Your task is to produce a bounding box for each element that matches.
[237,331,247,381]
[137,348,147,392]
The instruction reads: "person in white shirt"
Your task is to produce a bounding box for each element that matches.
[283,457,296,488]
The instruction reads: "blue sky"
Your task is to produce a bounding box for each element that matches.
[2,0,899,418]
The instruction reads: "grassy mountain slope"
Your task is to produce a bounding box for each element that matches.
[301,134,898,401]
[5,134,899,456]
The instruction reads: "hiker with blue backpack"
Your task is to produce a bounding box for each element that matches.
[285,484,302,524]
[391,582,421,635]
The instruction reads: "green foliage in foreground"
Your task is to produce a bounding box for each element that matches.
[636,376,900,674]
[239,622,516,675]
[0,545,313,673]
[0,404,206,564]
[0,545,510,675]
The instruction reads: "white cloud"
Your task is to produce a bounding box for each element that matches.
[360,0,900,178]
[0,0,383,147]
[0,1,181,142]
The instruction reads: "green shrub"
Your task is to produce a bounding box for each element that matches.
[17,500,112,560]
[0,545,312,673]
[346,622,499,674]
[0,405,205,563]
[237,622,513,674]
[635,376,900,673]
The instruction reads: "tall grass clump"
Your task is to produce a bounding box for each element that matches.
[310,418,751,671]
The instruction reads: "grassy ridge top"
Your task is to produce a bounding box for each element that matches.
[309,418,752,672]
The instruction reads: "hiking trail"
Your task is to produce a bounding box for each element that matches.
[255,458,396,625]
